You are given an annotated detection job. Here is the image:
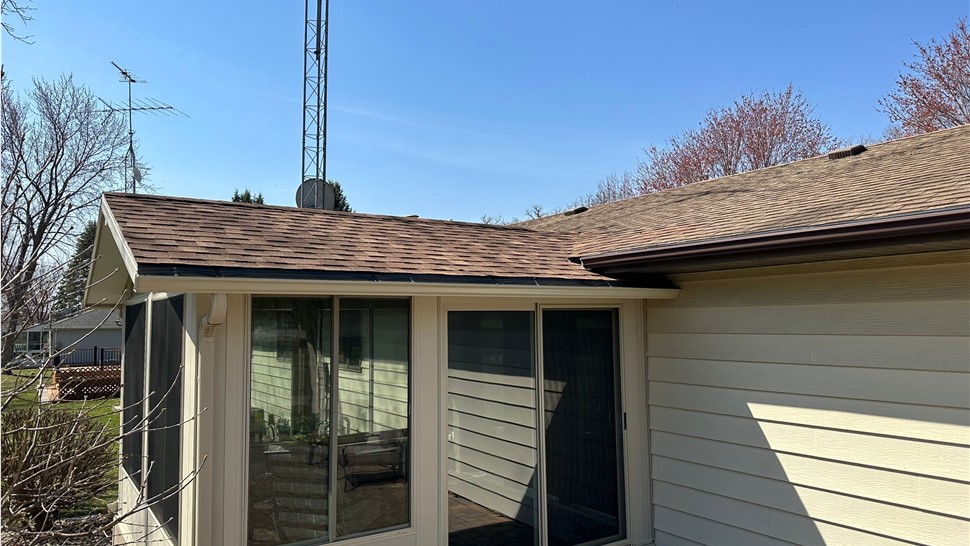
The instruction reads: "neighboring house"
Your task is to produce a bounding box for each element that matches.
[86,125,969,546]
[14,326,50,357]
[21,308,123,366]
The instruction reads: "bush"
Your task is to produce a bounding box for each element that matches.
[1,407,116,535]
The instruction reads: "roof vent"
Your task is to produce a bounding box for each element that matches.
[563,206,589,217]
[406,214,419,218]
[827,144,867,160]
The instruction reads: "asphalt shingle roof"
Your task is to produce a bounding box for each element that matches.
[104,193,611,283]
[50,308,120,330]
[103,126,968,283]
[522,125,970,258]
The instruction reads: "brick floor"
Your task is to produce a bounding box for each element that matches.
[448,493,534,546]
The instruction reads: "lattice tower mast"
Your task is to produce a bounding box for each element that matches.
[301,0,329,207]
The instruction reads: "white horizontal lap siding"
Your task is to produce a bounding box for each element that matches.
[338,353,408,433]
[646,255,970,546]
[447,353,538,522]
[250,350,292,424]
[55,328,122,353]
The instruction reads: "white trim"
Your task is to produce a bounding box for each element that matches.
[620,300,651,543]
[135,275,680,300]
[225,294,249,545]
[101,198,140,284]
[193,294,216,546]
[436,299,450,546]
[412,296,441,545]
[534,303,549,546]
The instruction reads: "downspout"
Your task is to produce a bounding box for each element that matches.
[194,294,226,546]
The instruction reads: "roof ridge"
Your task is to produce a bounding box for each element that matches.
[523,124,970,225]
[102,192,542,233]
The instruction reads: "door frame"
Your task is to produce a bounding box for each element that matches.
[437,298,650,546]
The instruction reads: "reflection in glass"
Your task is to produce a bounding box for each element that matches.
[248,297,410,545]
[447,311,538,546]
[336,298,410,537]
[249,297,332,545]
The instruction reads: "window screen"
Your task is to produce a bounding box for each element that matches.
[122,303,146,485]
[147,295,184,541]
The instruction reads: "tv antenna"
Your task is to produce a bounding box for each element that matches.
[298,0,331,209]
[102,62,186,193]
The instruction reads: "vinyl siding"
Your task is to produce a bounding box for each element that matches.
[250,310,409,434]
[338,309,409,434]
[447,321,538,524]
[53,328,122,352]
[646,254,970,546]
[250,348,294,425]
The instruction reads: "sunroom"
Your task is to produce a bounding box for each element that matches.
[88,192,678,546]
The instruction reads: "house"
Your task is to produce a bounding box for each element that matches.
[16,308,122,366]
[87,125,969,546]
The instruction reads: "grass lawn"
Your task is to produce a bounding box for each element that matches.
[1,368,120,518]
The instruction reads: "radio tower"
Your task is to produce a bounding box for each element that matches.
[299,0,330,209]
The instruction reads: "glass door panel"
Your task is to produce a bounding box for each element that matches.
[446,308,623,546]
[336,298,410,537]
[542,310,624,546]
[249,297,411,545]
[249,297,333,545]
[447,311,539,546]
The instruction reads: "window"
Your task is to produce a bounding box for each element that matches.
[248,297,410,545]
[122,303,146,485]
[27,330,50,353]
[147,296,184,541]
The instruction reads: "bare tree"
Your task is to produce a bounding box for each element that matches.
[1,0,34,43]
[1,74,128,365]
[479,214,520,225]
[2,74,198,544]
[525,204,546,220]
[636,84,841,192]
[880,18,970,137]
[576,171,640,207]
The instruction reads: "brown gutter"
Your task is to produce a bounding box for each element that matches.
[578,207,970,271]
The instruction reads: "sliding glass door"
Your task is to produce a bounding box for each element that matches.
[447,308,624,546]
[542,310,624,546]
[447,311,540,546]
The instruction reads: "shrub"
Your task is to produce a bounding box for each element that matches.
[1,407,116,535]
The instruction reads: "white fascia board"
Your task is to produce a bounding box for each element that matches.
[83,199,138,307]
[100,198,139,285]
[134,275,681,300]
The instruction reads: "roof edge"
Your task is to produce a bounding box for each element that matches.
[135,264,671,289]
[578,207,970,270]
[134,274,681,300]
[83,198,138,307]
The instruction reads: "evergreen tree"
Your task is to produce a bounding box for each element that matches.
[329,180,352,212]
[232,188,265,204]
[51,220,98,319]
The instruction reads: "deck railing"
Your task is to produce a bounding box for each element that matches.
[53,346,122,367]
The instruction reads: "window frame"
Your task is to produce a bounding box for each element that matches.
[244,295,413,544]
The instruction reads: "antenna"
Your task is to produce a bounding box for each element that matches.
[105,62,186,193]
[299,0,330,209]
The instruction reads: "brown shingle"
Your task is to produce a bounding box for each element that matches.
[104,193,611,282]
[521,125,970,257]
[105,127,968,283]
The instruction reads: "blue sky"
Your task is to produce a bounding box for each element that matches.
[3,1,966,221]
